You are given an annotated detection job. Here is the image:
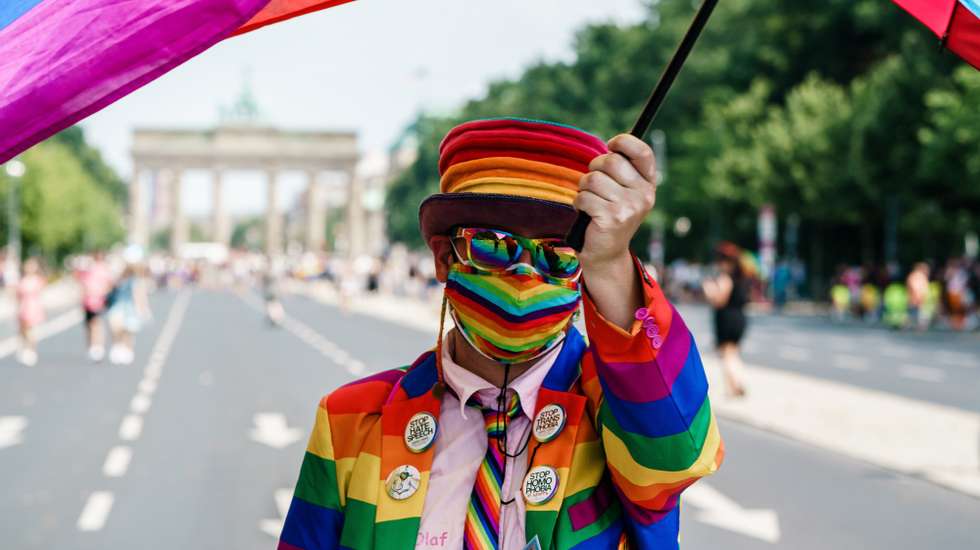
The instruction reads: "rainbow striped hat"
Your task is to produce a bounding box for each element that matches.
[419,118,607,247]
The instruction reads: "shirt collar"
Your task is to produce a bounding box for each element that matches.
[441,331,562,421]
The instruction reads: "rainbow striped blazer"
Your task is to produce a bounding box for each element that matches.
[279,268,724,549]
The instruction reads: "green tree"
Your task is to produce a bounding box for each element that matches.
[50,126,127,203]
[917,66,980,256]
[383,0,975,280]
[0,140,124,263]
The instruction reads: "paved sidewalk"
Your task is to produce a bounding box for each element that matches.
[295,281,980,500]
[704,358,980,499]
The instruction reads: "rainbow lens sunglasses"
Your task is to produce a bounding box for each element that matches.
[451,227,582,281]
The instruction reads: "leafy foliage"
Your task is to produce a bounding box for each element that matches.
[0,139,124,263]
[385,0,977,277]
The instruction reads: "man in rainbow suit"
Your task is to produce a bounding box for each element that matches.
[278,118,723,550]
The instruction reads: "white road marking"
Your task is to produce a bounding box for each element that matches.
[77,491,114,532]
[250,413,303,449]
[346,360,366,376]
[118,414,143,441]
[899,365,947,383]
[238,294,371,376]
[832,354,870,372]
[0,416,27,449]
[130,394,152,414]
[0,309,83,360]
[138,378,157,395]
[102,446,132,478]
[777,346,810,362]
[74,293,191,535]
[936,351,979,369]
[684,482,780,544]
[144,362,163,380]
[259,488,293,538]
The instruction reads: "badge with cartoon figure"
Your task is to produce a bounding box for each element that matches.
[386,464,421,500]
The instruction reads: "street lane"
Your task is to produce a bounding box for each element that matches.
[0,291,177,548]
[78,290,353,550]
[679,306,980,412]
[1,289,977,549]
[687,420,980,550]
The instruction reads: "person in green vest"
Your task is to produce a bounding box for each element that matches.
[883,278,909,330]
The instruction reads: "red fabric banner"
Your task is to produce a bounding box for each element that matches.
[947,2,980,69]
[234,0,354,35]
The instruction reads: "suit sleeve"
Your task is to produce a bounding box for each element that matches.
[278,396,345,550]
[580,255,724,547]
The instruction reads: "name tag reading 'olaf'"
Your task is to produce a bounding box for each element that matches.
[532,404,566,443]
[404,412,438,453]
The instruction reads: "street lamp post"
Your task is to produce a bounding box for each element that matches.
[3,159,25,286]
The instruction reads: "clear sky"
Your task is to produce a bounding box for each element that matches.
[82,0,646,216]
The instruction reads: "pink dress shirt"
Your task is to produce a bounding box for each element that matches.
[415,335,564,550]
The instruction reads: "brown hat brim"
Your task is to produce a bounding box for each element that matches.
[419,193,577,249]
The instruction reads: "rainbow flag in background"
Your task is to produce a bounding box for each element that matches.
[237,0,352,35]
[0,0,353,164]
[892,0,980,69]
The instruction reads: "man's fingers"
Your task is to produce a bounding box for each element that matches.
[578,171,627,203]
[587,153,646,191]
[607,134,657,183]
[573,189,612,218]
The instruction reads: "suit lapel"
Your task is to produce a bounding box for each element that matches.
[525,329,588,549]
[375,352,443,549]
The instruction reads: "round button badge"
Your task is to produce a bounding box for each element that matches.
[386,464,421,501]
[522,465,559,505]
[532,404,566,443]
[404,412,438,453]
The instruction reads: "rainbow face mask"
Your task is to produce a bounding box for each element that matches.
[445,262,581,364]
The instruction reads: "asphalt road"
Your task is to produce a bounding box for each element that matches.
[678,305,980,412]
[0,289,977,549]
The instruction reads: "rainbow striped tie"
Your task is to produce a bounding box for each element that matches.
[464,393,521,550]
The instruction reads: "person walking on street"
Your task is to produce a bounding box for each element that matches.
[107,262,150,365]
[262,263,284,326]
[76,251,114,361]
[702,241,749,397]
[16,257,46,366]
[278,118,722,550]
[907,262,930,331]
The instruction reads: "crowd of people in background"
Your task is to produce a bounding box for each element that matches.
[656,251,979,332]
[4,241,975,370]
[2,246,155,367]
[831,257,980,332]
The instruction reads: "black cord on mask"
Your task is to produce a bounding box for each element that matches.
[495,363,537,506]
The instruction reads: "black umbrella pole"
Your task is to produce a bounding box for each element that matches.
[566,0,720,252]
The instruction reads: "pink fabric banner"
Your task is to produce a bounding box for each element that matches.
[892,0,957,36]
[0,0,270,163]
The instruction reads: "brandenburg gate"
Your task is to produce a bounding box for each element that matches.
[129,123,358,256]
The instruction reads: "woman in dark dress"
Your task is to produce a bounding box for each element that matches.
[702,242,749,397]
